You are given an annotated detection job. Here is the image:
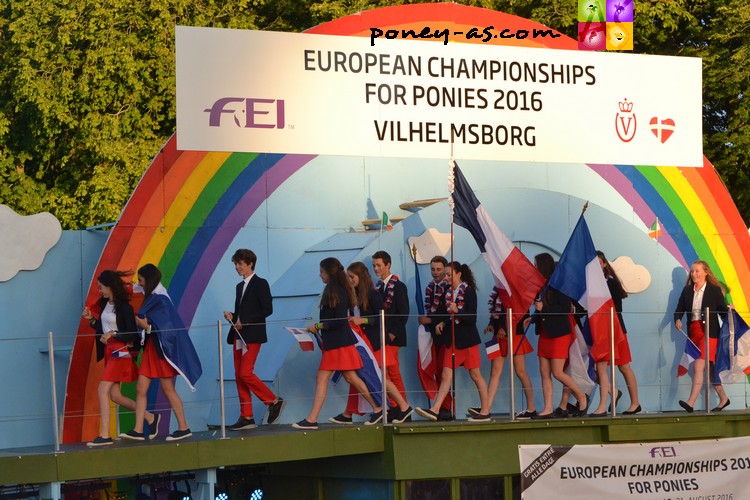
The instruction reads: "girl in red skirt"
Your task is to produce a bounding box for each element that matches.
[415,262,491,422]
[83,270,157,446]
[293,257,383,430]
[530,253,588,419]
[674,260,730,412]
[121,264,193,441]
[480,286,537,419]
[593,251,641,415]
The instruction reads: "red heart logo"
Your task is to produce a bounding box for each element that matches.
[649,117,675,143]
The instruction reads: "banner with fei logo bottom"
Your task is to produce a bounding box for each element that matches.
[520,436,750,499]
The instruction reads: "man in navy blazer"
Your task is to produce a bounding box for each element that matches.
[223,249,285,429]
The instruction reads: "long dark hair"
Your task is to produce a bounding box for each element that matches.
[137,263,162,298]
[596,250,628,299]
[347,261,375,311]
[534,253,556,280]
[97,270,132,310]
[449,261,477,290]
[320,257,356,309]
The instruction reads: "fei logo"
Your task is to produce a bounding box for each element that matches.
[204,97,286,129]
[615,98,636,142]
[649,446,677,458]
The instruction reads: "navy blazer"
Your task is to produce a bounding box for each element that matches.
[92,299,138,361]
[228,275,273,345]
[379,278,409,347]
[436,286,481,350]
[674,282,727,339]
[533,286,573,338]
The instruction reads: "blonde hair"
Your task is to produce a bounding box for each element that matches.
[687,260,725,295]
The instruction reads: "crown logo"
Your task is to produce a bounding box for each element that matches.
[619,99,633,113]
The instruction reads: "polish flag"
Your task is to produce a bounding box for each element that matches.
[548,214,626,362]
[450,161,545,326]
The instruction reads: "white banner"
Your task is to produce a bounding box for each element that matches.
[520,436,750,499]
[176,26,702,166]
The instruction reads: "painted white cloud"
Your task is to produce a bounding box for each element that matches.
[611,255,651,294]
[407,228,451,264]
[0,205,62,282]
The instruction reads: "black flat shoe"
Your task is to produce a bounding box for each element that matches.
[609,389,623,413]
[532,412,554,420]
[679,400,694,413]
[712,399,730,412]
[622,405,641,415]
[589,411,608,418]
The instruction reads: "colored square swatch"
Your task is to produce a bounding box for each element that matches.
[578,22,606,50]
[607,0,634,22]
[579,0,606,22]
[606,22,633,50]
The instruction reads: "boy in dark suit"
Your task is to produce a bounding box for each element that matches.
[223,249,285,429]
[372,250,410,402]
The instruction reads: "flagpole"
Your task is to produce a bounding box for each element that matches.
[448,141,456,420]
[507,308,515,421]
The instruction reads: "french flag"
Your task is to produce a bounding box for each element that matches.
[713,309,750,384]
[547,213,625,362]
[678,338,702,377]
[286,327,316,352]
[450,161,545,326]
[485,337,502,360]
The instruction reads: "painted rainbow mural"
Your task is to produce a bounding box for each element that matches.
[62,3,750,443]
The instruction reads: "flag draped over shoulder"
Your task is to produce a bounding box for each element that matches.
[347,323,383,412]
[450,161,545,326]
[678,337,701,377]
[414,257,438,399]
[547,213,625,362]
[138,294,203,391]
[713,309,750,384]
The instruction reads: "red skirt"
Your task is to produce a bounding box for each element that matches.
[441,344,481,370]
[139,340,177,379]
[499,334,534,357]
[689,320,718,362]
[320,344,363,371]
[102,339,138,383]
[614,335,633,366]
[538,326,574,360]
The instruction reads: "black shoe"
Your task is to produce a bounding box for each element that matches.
[515,410,537,419]
[554,407,569,418]
[622,405,642,415]
[589,411,608,418]
[386,407,399,422]
[712,399,730,412]
[467,413,491,422]
[266,398,286,424]
[566,402,578,413]
[466,407,481,417]
[328,413,353,425]
[679,400,694,413]
[166,429,192,441]
[228,417,257,430]
[87,436,114,447]
[119,430,146,441]
[148,413,161,439]
[366,410,383,425]
[437,408,454,421]
[609,389,623,413]
[532,412,554,420]
[292,419,318,430]
[392,406,413,424]
[415,407,439,421]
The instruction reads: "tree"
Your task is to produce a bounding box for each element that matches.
[1,0,747,227]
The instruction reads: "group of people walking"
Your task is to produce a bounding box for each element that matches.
[84,245,732,443]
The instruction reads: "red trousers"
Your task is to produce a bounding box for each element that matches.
[233,342,276,418]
